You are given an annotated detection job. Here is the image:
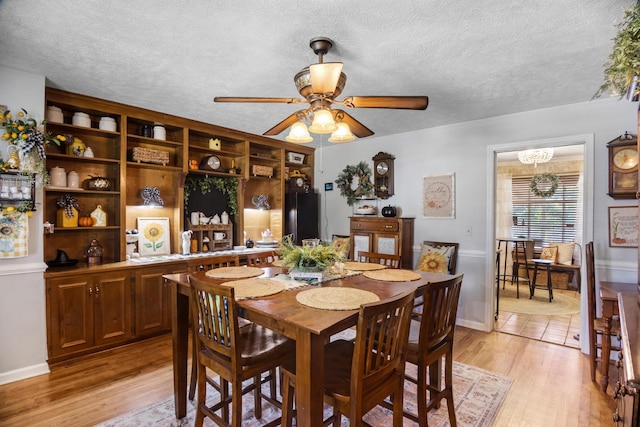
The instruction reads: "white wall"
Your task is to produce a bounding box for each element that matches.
[317,97,639,331]
[0,66,50,384]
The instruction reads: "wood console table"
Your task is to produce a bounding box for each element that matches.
[615,292,640,426]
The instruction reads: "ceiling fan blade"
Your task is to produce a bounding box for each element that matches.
[340,96,429,110]
[263,113,301,136]
[214,97,304,104]
[334,109,375,138]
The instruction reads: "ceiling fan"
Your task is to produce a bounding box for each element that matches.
[213,37,429,142]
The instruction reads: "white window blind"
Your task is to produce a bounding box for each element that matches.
[511,174,579,247]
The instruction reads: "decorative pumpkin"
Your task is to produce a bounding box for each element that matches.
[79,215,95,227]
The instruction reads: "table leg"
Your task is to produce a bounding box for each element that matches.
[530,263,538,299]
[602,315,612,392]
[172,282,189,419]
[295,331,326,426]
[546,264,553,302]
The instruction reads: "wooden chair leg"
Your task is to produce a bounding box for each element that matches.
[254,374,262,419]
[281,370,295,427]
[445,355,457,427]
[189,329,197,400]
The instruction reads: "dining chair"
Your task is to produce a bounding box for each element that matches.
[586,241,620,383]
[188,255,241,400]
[399,273,464,427]
[189,275,295,427]
[280,289,415,427]
[245,250,279,267]
[357,250,401,268]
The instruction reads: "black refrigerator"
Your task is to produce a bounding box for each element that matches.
[285,191,319,245]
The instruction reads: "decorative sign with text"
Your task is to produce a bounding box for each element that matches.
[422,173,455,219]
[608,206,638,247]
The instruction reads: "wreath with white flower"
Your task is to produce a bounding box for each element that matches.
[530,173,559,198]
[335,161,374,206]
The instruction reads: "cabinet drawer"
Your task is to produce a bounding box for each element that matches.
[351,219,399,233]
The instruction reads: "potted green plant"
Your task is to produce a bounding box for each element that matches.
[595,3,640,100]
[278,235,341,271]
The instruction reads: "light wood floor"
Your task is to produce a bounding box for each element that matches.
[0,328,616,427]
[497,288,581,348]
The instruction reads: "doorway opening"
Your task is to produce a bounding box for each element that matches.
[487,135,594,351]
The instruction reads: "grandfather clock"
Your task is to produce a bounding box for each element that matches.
[373,152,395,199]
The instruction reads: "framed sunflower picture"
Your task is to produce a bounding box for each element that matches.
[137,217,171,257]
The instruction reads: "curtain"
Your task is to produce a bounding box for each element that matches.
[496,172,513,275]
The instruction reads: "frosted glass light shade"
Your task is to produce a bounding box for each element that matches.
[285,121,313,143]
[308,109,337,134]
[328,123,355,143]
[517,148,554,167]
[310,62,343,94]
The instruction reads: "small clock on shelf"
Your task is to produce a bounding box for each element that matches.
[607,132,638,199]
[373,152,395,199]
[200,155,221,171]
[288,170,308,192]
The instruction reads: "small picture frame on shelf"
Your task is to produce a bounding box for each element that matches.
[137,217,171,256]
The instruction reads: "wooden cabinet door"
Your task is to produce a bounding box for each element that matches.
[351,232,372,260]
[47,276,95,357]
[93,272,133,346]
[372,233,399,255]
[134,266,171,336]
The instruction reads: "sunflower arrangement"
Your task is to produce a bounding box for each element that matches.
[1,108,61,178]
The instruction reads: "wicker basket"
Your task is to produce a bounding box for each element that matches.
[130,147,170,166]
[252,165,274,177]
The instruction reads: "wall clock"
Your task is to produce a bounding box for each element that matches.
[372,152,395,199]
[200,155,221,171]
[607,132,638,199]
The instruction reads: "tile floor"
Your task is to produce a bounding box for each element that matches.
[495,288,581,349]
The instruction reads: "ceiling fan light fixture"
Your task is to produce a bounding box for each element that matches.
[308,108,337,134]
[285,120,313,143]
[328,122,355,143]
[310,62,343,94]
[517,148,554,167]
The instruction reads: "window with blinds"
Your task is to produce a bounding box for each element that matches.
[511,174,579,248]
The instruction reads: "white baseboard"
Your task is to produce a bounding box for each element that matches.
[456,318,488,332]
[0,363,49,385]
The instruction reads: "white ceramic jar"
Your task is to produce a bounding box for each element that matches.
[99,116,117,131]
[72,112,91,128]
[67,171,79,188]
[46,106,64,123]
[153,125,166,140]
[50,166,67,187]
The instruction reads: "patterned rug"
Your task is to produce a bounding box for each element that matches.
[96,361,512,427]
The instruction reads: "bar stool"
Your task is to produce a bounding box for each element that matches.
[496,238,532,298]
[530,259,553,302]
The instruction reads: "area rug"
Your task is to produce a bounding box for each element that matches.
[499,285,579,315]
[96,362,512,427]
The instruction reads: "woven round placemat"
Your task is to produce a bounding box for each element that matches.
[296,287,380,310]
[205,266,264,279]
[220,278,285,300]
[342,261,387,271]
[271,259,284,267]
[363,269,422,282]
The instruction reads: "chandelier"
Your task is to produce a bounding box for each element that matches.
[286,106,355,144]
[517,148,554,167]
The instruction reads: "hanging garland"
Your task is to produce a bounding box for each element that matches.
[530,173,559,198]
[335,161,374,206]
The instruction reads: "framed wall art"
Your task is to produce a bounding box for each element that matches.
[608,206,638,248]
[137,217,171,256]
[422,173,455,219]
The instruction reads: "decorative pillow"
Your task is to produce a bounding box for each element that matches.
[418,244,454,274]
[540,246,558,262]
[550,242,575,265]
[332,236,351,260]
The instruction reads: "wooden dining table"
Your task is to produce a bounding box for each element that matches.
[599,281,637,392]
[164,267,450,426]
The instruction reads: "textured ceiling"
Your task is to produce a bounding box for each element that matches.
[0,1,633,146]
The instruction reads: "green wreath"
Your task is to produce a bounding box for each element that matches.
[530,173,559,198]
[335,161,374,206]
